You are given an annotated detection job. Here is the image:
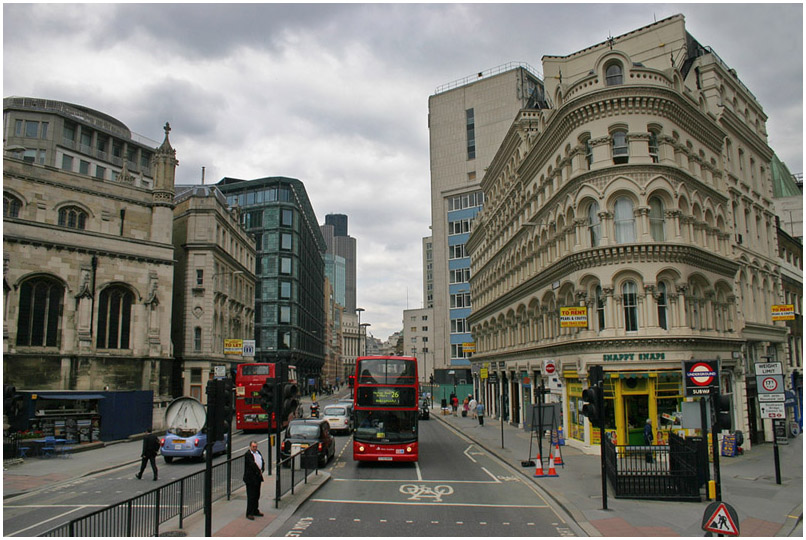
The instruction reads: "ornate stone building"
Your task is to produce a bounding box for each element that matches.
[3,98,177,412]
[466,15,789,448]
[172,185,256,403]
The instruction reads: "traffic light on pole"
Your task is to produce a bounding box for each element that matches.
[259,378,276,412]
[221,379,234,435]
[581,384,603,426]
[206,380,225,442]
[281,381,300,419]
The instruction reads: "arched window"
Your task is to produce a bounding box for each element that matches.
[657,282,668,330]
[612,130,628,164]
[16,277,63,347]
[614,197,635,243]
[605,62,623,86]
[596,285,606,331]
[649,197,666,241]
[588,202,601,247]
[58,206,87,230]
[623,281,638,332]
[4,192,22,218]
[96,285,133,349]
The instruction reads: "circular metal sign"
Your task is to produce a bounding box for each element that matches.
[544,362,556,375]
[688,362,717,386]
[761,377,779,392]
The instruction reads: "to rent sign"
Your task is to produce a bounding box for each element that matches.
[771,304,795,321]
[560,306,588,328]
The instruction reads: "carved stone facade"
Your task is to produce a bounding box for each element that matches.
[3,98,177,416]
[465,15,788,448]
[171,185,256,404]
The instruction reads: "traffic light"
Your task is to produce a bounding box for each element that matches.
[206,379,230,442]
[206,379,223,442]
[259,378,276,412]
[717,394,732,431]
[581,384,603,426]
[221,379,234,436]
[281,381,300,419]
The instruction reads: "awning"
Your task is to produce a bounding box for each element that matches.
[37,394,106,400]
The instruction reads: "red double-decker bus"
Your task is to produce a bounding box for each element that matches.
[353,356,419,462]
[235,363,297,431]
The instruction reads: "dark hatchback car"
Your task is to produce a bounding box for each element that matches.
[281,418,335,467]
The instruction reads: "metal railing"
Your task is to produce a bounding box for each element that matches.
[604,432,702,501]
[39,445,320,537]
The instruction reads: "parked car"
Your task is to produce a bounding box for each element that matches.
[322,405,353,434]
[281,418,335,467]
[160,396,228,463]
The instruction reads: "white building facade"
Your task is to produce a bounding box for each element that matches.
[466,15,789,449]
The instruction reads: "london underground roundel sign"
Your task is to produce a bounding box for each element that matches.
[688,363,716,386]
[683,360,719,397]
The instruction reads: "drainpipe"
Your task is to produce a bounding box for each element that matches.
[90,256,98,341]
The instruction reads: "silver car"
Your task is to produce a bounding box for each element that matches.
[323,405,353,434]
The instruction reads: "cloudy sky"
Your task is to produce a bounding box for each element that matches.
[5,3,802,340]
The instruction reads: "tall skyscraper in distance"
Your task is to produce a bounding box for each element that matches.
[320,213,357,314]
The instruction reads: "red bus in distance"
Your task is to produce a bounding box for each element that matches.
[235,363,297,431]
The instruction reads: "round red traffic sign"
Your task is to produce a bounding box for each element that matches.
[544,362,556,375]
[687,362,716,386]
[761,377,778,392]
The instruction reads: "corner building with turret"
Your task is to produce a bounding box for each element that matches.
[466,15,791,449]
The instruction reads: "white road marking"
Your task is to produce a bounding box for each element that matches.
[6,506,90,536]
[415,460,423,481]
[309,499,548,508]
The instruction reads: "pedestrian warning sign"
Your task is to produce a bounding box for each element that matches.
[701,501,740,536]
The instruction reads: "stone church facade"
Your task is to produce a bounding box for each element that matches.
[3,97,178,408]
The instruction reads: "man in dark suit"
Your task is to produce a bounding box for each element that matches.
[135,428,160,481]
[243,440,265,519]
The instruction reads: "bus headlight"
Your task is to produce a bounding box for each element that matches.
[406,446,412,453]
[358,445,365,452]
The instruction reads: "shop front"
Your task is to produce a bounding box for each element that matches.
[562,350,742,450]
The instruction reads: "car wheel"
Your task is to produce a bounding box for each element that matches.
[164,456,173,464]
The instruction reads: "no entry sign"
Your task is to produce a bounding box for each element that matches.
[683,360,719,396]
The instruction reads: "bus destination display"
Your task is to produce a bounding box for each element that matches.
[357,387,416,407]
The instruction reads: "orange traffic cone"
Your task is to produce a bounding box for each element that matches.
[533,450,545,477]
[545,446,559,477]
[553,441,564,466]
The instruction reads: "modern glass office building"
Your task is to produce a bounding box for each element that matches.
[218,176,326,387]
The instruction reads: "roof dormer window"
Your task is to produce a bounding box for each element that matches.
[605,61,623,86]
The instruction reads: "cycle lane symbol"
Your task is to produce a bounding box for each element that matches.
[399,484,454,502]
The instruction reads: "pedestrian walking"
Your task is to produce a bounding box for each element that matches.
[469,396,477,419]
[462,396,469,417]
[135,428,160,481]
[476,401,485,426]
[243,440,265,520]
[643,418,654,463]
[450,394,459,416]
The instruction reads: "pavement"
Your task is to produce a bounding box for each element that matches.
[434,408,803,537]
[3,395,802,537]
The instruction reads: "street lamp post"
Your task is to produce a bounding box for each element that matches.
[360,323,371,356]
[356,307,365,357]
